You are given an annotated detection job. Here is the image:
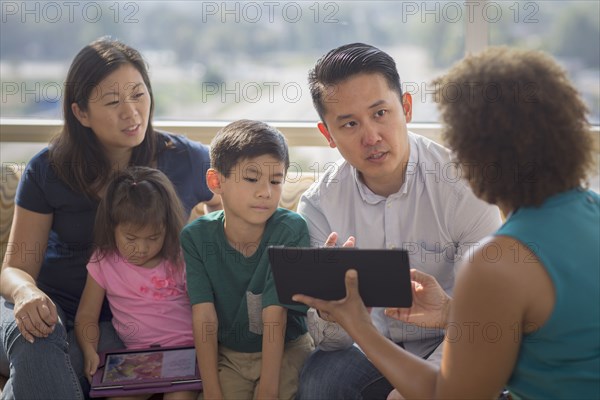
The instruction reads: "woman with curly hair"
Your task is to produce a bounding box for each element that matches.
[293,46,599,399]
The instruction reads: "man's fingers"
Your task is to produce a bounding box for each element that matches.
[324,233,355,248]
[410,268,427,280]
[324,232,338,247]
[384,307,410,321]
[409,268,420,280]
[384,308,397,317]
[410,268,434,284]
[411,280,419,293]
[342,236,356,248]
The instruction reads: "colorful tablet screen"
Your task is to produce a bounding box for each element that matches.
[102,348,197,384]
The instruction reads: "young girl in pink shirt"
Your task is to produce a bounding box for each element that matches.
[75,166,197,400]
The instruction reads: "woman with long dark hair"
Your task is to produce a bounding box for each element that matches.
[0,38,219,398]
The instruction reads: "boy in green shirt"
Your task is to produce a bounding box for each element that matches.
[182,120,314,399]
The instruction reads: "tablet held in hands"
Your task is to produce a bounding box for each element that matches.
[268,247,412,307]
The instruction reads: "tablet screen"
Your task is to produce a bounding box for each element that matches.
[102,348,197,384]
[268,247,412,307]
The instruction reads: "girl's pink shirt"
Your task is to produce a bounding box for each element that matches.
[87,251,194,349]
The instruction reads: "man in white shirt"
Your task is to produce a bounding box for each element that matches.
[296,43,502,399]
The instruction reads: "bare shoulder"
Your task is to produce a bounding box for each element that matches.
[461,235,542,277]
[438,236,538,396]
[455,235,554,332]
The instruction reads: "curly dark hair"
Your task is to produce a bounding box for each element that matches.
[434,46,594,209]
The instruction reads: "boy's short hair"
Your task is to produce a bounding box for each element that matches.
[210,119,290,177]
[308,42,403,122]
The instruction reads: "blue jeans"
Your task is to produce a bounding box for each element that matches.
[0,297,123,399]
[296,346,394,400]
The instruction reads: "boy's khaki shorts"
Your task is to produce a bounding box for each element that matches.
[208,333,314,400]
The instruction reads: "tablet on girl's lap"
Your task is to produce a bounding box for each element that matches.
[89,345,202,397]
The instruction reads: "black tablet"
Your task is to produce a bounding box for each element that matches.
[267,247,412,307]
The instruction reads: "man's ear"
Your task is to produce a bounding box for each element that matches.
[71,103,91,128]
[317,122,336,149]
[402,93,413,123]
[206,169,224,194]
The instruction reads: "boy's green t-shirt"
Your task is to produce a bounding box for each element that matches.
[182,208,310,353]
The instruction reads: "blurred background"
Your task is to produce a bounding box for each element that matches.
[1,0,599,179]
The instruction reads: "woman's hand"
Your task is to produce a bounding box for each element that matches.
[384,269,451,329]
[293,269,372,335]
[13,286,57,343]
[317,232,357,323]
[1,206,56,343]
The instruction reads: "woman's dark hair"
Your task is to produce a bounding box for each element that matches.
[434,46,594,209]
[210,119,289,177]
[93,166,186,267]
[308,42,403,122]
[49,37,157,199]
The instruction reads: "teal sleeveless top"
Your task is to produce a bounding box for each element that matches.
[496,188,599,399]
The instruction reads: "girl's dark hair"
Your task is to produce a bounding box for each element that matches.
[49,37,157,199]
[434,46,594,209]
[94,166,186,267]
[308,42,403,122]
[210,119,289,176]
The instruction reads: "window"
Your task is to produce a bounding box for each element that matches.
[490,0,600,124]
[1,1,598,175]
[1,1,466,122]
[2,1,597,123]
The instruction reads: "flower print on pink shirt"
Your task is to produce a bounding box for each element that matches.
[139,271,186,300]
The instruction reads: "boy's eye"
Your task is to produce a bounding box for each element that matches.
[243,177,258,183]
[342,121,357,128]
[105,100,119,106]
[125,236,136,241]
[271,180,282,185]
[375,109,387,117]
